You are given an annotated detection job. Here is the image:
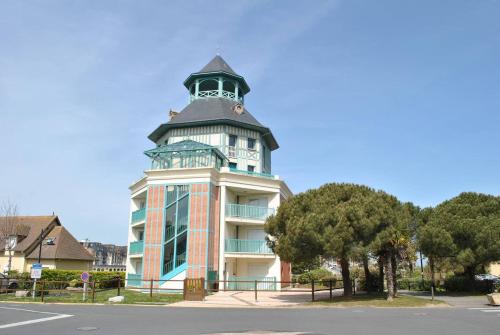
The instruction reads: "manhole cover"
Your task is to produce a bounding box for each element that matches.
[76,327,99,331]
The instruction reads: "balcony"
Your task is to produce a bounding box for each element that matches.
[127,273,142,287]
[225,203,275,221]
[225,239,273,254]
[229,167,275,179]
[129,241,144,255]
[131,208,146,224]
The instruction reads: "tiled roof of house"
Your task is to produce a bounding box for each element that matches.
[0,215,93,261]
[0,216,59,252]
[25,226,94,261]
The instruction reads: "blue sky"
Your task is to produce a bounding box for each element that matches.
[1,0,499,244]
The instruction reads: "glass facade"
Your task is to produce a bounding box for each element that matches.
[163,185,189,275]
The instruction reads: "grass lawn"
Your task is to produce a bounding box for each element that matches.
[310,293,448,307]
[0,289,183,305]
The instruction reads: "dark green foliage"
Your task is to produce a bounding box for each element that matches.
[397,278,432,291]
[358,271,383,292]
[296,268,334,284]
[419,193,500,279]
[291,257,322,275]
[9,270,125,289]
[444,276,495,293]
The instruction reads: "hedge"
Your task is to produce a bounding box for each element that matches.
[9,269,125,289]
[443,276,495,293]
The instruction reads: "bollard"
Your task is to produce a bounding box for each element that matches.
[311,280,315,302]
[254,280,258,302]
[91,281,96,303]
[150,279,153,299]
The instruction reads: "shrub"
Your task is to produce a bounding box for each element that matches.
[398,278,433,291]
[444,276,495,293]
[297,268,333,284]
[358,271,383,292]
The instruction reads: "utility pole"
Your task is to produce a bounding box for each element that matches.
[38,228,44,263]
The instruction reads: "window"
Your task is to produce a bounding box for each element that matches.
[138,231,144,241]
[228,135,237,158]
[247,165,255,172]
[229,162,237,170]
[229,135,237,147]
[247,138,256,150]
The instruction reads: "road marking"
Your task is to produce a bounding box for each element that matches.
[0,306,73,329]
[479,309,500,313]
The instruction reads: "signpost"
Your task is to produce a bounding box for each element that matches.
[31,263,42,300]
[81,272,90,301]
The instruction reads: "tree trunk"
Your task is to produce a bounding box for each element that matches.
[378,256,384,293]
[340,258,352,297]
[384,251,394,301]
[362,255,372,294]
[391,253,398,296]
[429,257,436,290]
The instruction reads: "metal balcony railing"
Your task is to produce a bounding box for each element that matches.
[225,203,275,220]
[229,167,275,179]
[131,208,146,223]
[225,239,273,254]
[129,241,144,255]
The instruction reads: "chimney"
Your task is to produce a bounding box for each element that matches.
[169,110,178,120]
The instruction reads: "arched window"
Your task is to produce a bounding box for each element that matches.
[223,80,235,93]
[198,79,218,92]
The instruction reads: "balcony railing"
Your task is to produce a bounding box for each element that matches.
[225,203,275,220]
[225,239,273,254]
[227,276,277,290]
[129,241,144,255]
[131,208,146,223]
[127,273,142,287]
[229,167,275,179]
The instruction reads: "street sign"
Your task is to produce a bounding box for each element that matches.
[81,271,90,282]
[30,263,42,279]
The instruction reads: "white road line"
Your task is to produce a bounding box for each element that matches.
[479,309,500,313]
[0,306,73,329]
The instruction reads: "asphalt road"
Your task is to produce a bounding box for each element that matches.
[0,303,498,335]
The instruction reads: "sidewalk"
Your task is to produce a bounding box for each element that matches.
[170,289,340,308]
[400,290,490,308]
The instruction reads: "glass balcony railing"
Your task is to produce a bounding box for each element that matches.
[127,273,142,287]
[129,241,144,255]
[131,208,146,223]
[225,203,275,220]
[225,239,273,254]
[229,167,275,179]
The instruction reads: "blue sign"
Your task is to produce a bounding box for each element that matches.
[31,263,43,279]
[81,271,90,282]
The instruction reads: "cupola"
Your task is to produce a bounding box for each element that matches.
[183,55,250,104]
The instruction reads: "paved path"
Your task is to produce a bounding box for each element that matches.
[171,289,340,308]
[401,291,491,308]
[0,302,499,335]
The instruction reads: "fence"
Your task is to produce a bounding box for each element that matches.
[0,276,356,304]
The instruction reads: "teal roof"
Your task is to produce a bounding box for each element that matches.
[144,140,227,159]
